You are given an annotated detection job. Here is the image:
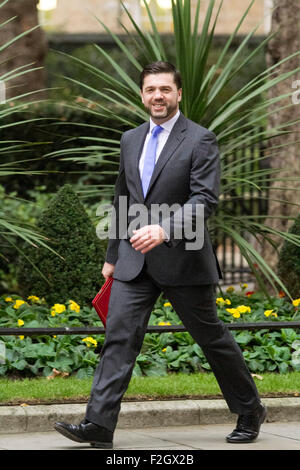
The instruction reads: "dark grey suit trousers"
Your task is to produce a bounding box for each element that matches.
[85,265,260,432]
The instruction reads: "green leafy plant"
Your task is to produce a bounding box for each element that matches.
[16,184,106,305]
[277,213,300,299]
[0,0,55,264]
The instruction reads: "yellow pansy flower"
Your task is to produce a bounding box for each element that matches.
[82,337,97,348]
[162,348,167,353]
[13,300,26,309]
[232,311,241,319]
[236,305,251,314]
[50,303,66,316]
[17,319,24,327]
[240,283,248,289]
[163,302,172,308]
[158,321,171,326]
[264,309,273,317]
[69,300,80,313]
[226,286,235,293]
[4,297,13,302]
[27,295,40,302]
[226,308,236,314]
[292,298,300,307]
[264,309,278,318]
[226,308,241,318]
[19,335,24,340]
[216,297,231,306]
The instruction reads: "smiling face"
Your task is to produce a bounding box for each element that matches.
[140,72,182,124]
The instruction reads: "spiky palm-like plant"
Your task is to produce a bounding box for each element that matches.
[48,0,300,297]
[0,0,55,274]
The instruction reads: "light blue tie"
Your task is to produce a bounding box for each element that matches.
[141,125,163,197]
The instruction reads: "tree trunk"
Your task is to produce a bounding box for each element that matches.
[0,0,48,99]
[260,0,300,274]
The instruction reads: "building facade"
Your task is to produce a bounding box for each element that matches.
[37,0,273,35]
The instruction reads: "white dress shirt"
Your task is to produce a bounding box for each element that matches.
[138,110,180,242]
[139,110,180,178]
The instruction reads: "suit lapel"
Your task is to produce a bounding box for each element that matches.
[127,113,187,202]
[126,121,149,202]
[145,113,187,199]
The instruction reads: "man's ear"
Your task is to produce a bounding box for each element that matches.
[140,90,144,104]
[178,88,182,102]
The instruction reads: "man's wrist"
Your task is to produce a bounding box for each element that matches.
[160,226,172,246]
[162,228,170,242]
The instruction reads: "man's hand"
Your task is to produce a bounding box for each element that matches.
[102,262,115,280]
[130,225,166,254]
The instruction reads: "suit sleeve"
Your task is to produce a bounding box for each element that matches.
[161,130,220,249]
[105,134,129,264]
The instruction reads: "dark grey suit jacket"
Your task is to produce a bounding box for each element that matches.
[105,112,222,285]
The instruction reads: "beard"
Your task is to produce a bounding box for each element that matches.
[145,101,178,121]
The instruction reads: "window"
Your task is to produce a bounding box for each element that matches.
[140,0,173,33]
[37,0,58,30]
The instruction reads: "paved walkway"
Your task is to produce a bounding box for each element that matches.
[0,422,299,450]
[1,397,299,451]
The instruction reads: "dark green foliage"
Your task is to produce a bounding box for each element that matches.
[17,184,106,306]
[1,101,125,198]
[277,214,300,298]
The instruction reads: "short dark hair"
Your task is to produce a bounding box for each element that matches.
[139,61,182,90]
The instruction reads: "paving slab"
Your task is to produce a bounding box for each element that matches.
[0,422,299,451]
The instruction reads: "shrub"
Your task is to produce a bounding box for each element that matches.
[277,214,300,299]
[17,184,106,306]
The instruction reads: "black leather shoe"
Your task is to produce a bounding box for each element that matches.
[54,419,113,448]
[226,403,266,443]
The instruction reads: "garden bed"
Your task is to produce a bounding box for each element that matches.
[0,285,300,379]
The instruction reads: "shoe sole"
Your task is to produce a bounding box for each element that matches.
[226,406,267,444]
[54,423,113,449]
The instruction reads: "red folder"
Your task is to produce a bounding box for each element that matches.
[92,277,114,327]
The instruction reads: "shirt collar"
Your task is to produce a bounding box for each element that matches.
[149,109,180,134]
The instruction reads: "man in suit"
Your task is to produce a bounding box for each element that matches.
[54,61,266,448]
